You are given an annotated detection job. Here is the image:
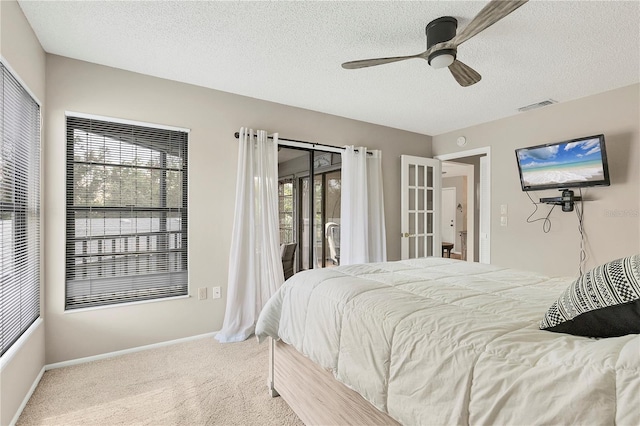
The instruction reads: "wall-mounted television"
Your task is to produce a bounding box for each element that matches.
[515,134,610,191]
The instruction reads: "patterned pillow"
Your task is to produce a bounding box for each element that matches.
[540,254,640,338]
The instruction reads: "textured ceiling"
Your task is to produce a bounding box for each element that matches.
[18,0,640,136]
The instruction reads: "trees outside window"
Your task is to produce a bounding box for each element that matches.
[66,116,188,309]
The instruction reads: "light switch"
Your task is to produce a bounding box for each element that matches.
[198,287,207,300]
[500,204,508,215]
[500,216,508,227]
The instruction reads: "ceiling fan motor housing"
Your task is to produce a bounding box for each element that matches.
[426,16,457,66]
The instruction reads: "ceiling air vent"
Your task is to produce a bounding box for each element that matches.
[517,99,557,112]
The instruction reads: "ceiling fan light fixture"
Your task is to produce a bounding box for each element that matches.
[341,0,529,87]
[429,50,455,69]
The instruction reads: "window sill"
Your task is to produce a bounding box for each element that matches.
[63,294,190,314]
[0,317,44,371]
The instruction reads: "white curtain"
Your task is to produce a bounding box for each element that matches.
[340,146,387,265]
[216,128,284,343]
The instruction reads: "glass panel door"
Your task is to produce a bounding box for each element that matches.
[401,155,441,260]
[279,148,341,275]
[278,178,294,244]
[314,174,323,268]
[298,169,341,270]
[325,170,341,266]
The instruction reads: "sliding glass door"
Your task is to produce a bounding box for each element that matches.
[278,177,294,244]
[278,149,341,276]
[299,169,341,270]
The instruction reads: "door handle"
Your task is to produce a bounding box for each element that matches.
[401,232,416,238]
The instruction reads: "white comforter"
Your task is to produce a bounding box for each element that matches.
[255,258,640,425]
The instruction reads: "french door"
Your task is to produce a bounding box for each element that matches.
[400,155,442,260]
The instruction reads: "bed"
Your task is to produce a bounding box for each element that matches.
[255,257,640,425]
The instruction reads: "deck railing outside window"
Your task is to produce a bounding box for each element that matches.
[65,115,188,309]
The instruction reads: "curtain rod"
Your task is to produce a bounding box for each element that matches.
[233,131,343,151]
[233,132,371,155]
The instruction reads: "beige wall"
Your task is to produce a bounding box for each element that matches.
[44,55,430,363]
[0,1,46,425]
[3,0,637,418]
[433,84,640,277]
[0,1,45,98]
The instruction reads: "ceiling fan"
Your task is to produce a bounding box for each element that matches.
[341,0,528,87]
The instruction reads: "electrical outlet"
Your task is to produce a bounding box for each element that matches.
[212,286,221,299]
[198,287,207,300]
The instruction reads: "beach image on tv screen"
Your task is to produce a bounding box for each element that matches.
[518,137,605,187]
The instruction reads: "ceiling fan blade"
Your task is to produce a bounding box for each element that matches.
[452,0,528,47]
[448,60,481,87]
[342,53,425,69]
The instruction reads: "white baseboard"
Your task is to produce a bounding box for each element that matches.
[45,331,219,371]
[9,366,45,426]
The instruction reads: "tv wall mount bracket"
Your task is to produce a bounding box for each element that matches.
[539,189,582,212]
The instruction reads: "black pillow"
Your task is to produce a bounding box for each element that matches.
[540,254,640,338]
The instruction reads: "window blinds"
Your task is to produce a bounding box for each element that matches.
[0,63,41,356]
[65,115,188,309]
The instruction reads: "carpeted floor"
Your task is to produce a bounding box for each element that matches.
[17,337,303,426]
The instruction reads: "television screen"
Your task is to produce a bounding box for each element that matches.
[515,134,610,191]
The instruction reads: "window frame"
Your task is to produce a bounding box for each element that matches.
[64,112,189,310]
[0,60,42,357]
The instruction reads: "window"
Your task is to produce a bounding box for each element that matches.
[0,63,41,356]
[65,115,188,309]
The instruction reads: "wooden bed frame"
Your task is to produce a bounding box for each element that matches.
[268,338,399,425]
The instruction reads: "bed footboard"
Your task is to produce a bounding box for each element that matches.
[268,338,399,425]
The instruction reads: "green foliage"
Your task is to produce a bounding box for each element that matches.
[73,134,184,209]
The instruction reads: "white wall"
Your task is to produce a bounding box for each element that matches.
[442,176,466,253]
[44,55,431,364]
[0,1,46,425]
[433,84,640,277]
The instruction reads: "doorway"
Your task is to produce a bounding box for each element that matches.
[278,148,342,276]
[441,161,474,261]
[436,147,491,264]
[441,187,457,252]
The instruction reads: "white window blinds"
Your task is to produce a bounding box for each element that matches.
[0,63,41,356]
[65,115,188,309]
